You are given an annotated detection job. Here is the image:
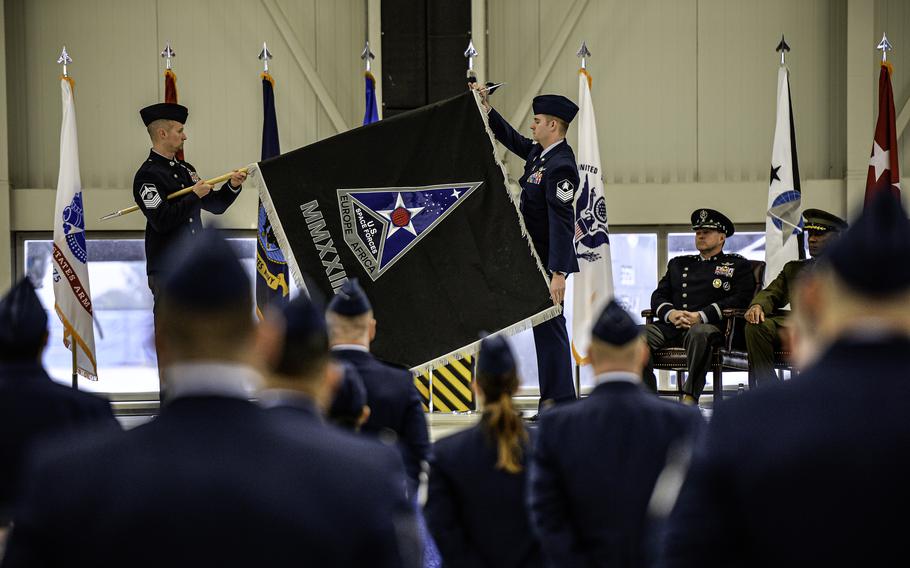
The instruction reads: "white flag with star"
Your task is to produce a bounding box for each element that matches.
[571,68,614,365]
[764,64,804,287]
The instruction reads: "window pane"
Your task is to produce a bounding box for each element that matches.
[24,237,257,397]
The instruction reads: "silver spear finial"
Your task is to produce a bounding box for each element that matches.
[464,39,478,72]
[57,46,72,77]
[259,42,273,73]
[877,33,893,63]
[360,41,375,73]
[161,42,175,70]
[577,41,591,69]
[776,35,790,65]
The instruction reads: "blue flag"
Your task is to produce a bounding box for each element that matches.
[363,71,379,126]
[256,73,289,316]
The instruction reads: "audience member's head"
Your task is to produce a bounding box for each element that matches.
[326,279,376,347]
[259,292,339,411]
[155,230,255,369]
[0,278,49,363]
[475,334,526,474]
[328,361,370,430]
[589,300,648,376]
[798,191,910,349]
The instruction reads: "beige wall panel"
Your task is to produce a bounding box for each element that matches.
[697,0,846,184]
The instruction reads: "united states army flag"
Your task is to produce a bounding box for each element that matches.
[52,77,97,379]
[764,64,804,287]
[571,68,614,365]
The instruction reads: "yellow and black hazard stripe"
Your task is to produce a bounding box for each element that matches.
[413,355,475,412]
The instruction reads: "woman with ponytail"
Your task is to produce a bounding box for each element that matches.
[425,335,542,568]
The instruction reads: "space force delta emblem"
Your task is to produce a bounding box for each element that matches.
[338,182,483,281]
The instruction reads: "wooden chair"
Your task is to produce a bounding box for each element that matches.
[641,259,766,403]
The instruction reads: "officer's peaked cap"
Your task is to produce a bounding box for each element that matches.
[532,94,579,124]
[803,209,848,233]
[140,102,189,127]
[691,208,735,237]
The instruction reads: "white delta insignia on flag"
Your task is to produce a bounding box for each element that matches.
[338,182,483,281]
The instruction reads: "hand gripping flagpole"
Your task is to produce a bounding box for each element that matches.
[464,39,478,84]
[99,169,249,221]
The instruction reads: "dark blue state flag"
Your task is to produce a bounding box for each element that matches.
[256,72,289,317]
[250,92,558,373]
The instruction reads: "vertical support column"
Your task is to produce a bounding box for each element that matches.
[471,0,487,84]
[0,1,12,291]
[845,0,875,220]
[367,0,383,119]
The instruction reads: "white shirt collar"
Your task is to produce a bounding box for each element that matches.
[540,138,565,158]
[331,344,369,353]
[593,371,641,386]
[164,361,263,402]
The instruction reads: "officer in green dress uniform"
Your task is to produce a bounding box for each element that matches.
[744,208,847,386]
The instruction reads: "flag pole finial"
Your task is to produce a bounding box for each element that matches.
[776,35,790,65]
[360,41,375,72]
[57,46,72,77]
[259,42,273,73]
[877,33,893,63]
[464,39,478,81]
[576,41,591,69]
[161,42,175,71]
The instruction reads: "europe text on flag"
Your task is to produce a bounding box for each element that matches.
[764,63,804,287]
[248,92,558,373]
[52,76,97,379]
[571,67,614,365]
[865,60,901,207]
[256,72,289,317]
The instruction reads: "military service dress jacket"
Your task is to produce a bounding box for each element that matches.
[487,109,579,275]
[133,150,241,276]
[751,258,812,316]
[651,253,755,339]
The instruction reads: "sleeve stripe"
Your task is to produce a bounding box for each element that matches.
[712,303,722,319]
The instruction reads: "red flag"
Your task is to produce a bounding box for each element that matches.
[164,69,184,161]
[865,62,900,207]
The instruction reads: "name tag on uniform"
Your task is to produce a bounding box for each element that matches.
[527,168,544,185]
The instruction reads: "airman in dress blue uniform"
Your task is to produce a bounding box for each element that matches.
[644,209,755,403]
[529,300,704,567]
[133,103,247,306]
[474,86,579,408]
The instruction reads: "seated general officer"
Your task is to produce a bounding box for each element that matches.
[133,102,246,309]
[426,335,542,568]
[644,209,755,403]
[0,279,118,525]
[1,232,416,568]
[473,85,579,409]
[528,300,704,567]
[326,278,430,495]
[744,208,847,386]
[659,191,910,568]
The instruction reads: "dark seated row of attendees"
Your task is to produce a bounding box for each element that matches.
[643,206,847,405]
[2,191,906,567]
